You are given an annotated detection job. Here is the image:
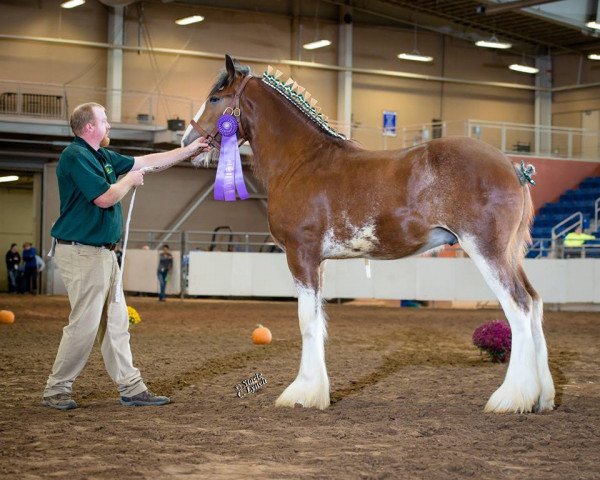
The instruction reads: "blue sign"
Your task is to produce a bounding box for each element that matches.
[383,110,396,137]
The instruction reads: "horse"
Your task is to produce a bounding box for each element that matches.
[182,55,555,414]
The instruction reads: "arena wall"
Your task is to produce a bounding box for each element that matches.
[183,252,600,304]
[45,249,599,304]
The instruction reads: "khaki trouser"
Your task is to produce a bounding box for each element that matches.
[44,243,147,398]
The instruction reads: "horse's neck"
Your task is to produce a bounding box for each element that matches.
[242,81,338,190]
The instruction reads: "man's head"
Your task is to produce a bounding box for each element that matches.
[10,243,17,252]
[162,244,170,252]
[70,102,111,148]
[23,242,31,250]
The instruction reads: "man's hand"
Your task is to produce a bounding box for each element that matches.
[186,137,211,157]
[124,170,144,187]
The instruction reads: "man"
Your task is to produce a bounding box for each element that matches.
[22,242,38,294]
[43,102,209,410]
[4,243,20,293]
[564,226,595,248]
[157,244,173,302]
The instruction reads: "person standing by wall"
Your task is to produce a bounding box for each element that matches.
[4,243,20,293]
[21,242,38,294]
[157,244,173,301]
[43,102,209,410]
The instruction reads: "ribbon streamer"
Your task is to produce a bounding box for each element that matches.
[214,114,249,201]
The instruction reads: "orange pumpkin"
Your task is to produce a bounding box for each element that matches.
[252,324,272,345]
[0,310,15,325]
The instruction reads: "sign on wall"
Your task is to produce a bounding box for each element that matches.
[383,110,397,137]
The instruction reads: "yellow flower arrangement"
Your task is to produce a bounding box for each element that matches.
[127,306,142,327]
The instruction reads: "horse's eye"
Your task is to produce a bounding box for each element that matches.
[209,96,220,103]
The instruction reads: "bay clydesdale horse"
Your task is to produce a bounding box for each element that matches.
[182,55,554,414]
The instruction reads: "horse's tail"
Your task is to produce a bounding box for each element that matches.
[514,163,536,260]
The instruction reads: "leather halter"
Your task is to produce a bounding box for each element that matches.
[190,74,253,149]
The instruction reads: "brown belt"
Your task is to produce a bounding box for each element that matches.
[57,239,117,251]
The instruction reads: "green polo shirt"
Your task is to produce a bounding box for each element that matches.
[51,136,135,246]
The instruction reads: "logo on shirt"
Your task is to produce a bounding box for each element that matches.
[104,164,114,176]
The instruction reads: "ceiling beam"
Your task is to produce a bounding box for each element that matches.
[478,1,558,15]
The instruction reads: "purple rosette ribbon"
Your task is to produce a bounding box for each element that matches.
[213,114,249,202]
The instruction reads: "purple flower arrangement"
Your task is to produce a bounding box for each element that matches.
[472,320,512,363]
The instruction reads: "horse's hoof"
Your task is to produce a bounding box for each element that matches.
[275,379,330,410]
[533,398,555,413]
[484,383,539,414]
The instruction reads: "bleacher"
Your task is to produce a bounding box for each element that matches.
[529,176,600,258]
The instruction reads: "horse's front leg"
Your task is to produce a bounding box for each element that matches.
[276,252,329,409]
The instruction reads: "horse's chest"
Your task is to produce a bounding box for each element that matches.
[321,223,379,258]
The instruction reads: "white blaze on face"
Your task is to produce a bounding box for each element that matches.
[181,101,207,147]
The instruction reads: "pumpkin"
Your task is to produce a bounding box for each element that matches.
[252,324,272,345]
[0,310,15,324]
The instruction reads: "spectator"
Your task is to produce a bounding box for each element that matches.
[22,242,38,294]
[157,244,173,302]
[5,243,20,293]
[564,226,595,247]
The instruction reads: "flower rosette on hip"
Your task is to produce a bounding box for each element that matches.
[213,113,249,202]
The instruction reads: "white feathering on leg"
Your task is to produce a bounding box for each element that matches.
[276,285,330,409]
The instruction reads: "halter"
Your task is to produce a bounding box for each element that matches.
[190,74,253,149]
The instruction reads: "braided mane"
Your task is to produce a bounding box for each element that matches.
[261,66,346,140]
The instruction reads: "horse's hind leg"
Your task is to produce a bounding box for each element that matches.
[461,237,540,413]
[276,256,329,409]
[519,266,555,411]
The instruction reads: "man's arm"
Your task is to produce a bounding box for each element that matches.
[93,170,144,209]
[132,137,210,172]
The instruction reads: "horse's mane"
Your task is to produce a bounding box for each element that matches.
[261,66,346,140]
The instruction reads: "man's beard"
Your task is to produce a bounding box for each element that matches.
[100,135,110,147]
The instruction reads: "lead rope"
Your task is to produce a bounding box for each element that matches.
[114,166,159,303]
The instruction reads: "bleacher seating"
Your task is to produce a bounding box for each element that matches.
[528,176,600,258]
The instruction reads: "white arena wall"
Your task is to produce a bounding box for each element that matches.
[187,252,600,304]
[47,250,600,304]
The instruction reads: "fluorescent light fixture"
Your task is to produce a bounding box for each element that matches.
[586,20,600,30]
[475,37,512,49]
[303,39,332,50]
[0,175,19,183]
[397,52,433,63]
[509,63,539,74]
[175,15,204,26]
[60,0,85,8]
[588,53,600,60]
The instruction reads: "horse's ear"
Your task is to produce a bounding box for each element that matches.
[225,54,236,84]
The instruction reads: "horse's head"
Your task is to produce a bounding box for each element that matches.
[182,55,252,164]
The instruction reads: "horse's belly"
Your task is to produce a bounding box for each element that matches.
[321,225,378,258]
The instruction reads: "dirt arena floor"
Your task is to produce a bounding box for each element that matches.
[0,294,599,479]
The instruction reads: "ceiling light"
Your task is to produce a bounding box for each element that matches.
[60,0,85,8]
[509,63,539,74]
[588,53,600,60]
[175,15,204,26]
[475,36,512,49]
[398,51,433,63]
[0,175,19,183]
[303,40,332,50]
[586,20,600,30]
